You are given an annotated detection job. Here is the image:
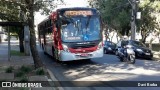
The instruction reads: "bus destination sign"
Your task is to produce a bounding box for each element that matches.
[64,10,93,16]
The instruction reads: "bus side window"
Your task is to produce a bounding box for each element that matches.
[50,19,52,26]
[55,20,58,30]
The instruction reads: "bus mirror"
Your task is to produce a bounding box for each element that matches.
[56,23,59,28]
[56,20,61,28]
[74,21,77,27]
[74,20,79,28]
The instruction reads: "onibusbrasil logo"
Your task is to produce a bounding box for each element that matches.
[1,82,42,88]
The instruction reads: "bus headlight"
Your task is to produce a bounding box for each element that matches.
[62,44,70,52]
[97,42,103,50]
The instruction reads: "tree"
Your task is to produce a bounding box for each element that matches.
[89,0,131,38]
[137,0,160,44]
[0,0,24,52]
[89,0,160,44]
[0,0,63,68]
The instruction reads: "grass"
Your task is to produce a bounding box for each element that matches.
[20,75,28,82]
[145,44,160,52]
[152,44,160,52]
[16,71,25,77]
[16,65,32,77]
[11,50,24,56]
[5,66,14,73]
[18,88,30,90]
[36,68,45,75]
[20,65,32,74]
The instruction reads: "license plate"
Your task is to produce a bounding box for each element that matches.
[80,53,89,57]
[145,53,150,55]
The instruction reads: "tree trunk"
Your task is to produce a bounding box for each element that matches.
[18,27,24,53]
[27,0,43,68]
[111,31,115,42]
[116,31,121,42]
[149,38,154,50]
[159,37,160,44]
[141,30,147,44]
[142,36,147,44]
[158,34,160,44]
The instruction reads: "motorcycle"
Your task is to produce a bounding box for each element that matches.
[118,45,135,64]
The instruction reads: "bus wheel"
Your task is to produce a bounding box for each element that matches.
[44,51,47,55]
[42,44,44,50]
[52,47,59,62]
[43,44,47,55]
[52,47,56,59]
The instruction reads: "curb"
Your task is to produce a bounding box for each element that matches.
[47,69,64,90]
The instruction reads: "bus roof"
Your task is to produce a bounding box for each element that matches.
[56,7,97,11]
[38,7,98,26]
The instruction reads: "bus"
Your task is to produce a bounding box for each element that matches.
[38,7,103,61]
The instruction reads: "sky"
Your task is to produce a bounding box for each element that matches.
[35,0,89,29]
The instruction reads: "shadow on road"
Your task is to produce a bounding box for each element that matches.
[38,45,160,84]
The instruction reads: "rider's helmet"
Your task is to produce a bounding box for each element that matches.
[122,35,129,41]
[121,35,129,48]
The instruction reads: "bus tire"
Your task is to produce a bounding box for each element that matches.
[52,47,60,62]
[42,44,44,50]
[43,44,47,55]
[44,51,47,55]
[52,47,56,58]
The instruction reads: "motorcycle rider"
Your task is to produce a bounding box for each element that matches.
[120,36,129,56]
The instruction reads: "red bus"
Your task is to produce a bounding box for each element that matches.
[38,7,103,61]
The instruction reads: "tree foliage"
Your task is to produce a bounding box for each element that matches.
[0,0,20,21]
[0,0,63,68]
[89,0,160,43]
[0,0,25,52]
[0,0,63,21]
[89,0,131,36]
[137,0,160,43]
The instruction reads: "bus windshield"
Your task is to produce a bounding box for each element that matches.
[61,16,101,42]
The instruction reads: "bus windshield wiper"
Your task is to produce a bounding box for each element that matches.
[84,16,91,36]
[63,15,74,24]
[85,16,91,29]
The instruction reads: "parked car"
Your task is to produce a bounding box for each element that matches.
[104,41,116,54]
[115,40,153,59]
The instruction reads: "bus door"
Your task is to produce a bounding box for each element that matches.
[45,20,53,55]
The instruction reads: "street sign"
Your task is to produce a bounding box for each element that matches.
[136,12,141,19]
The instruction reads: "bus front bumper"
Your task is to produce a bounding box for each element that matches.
[59,48,103,61]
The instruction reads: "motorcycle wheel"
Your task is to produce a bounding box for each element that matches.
[128,54,135,64]
[104,49,107,54]
[119,57,124,62]
[115,50,118,56]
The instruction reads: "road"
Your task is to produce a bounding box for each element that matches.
[38,45,160,90]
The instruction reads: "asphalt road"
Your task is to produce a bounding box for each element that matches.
[38,45,160,90]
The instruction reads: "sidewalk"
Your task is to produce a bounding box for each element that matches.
[0,40,59,90]
[153,51,160,61]
[0,40,34,67]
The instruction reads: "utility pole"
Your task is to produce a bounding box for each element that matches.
[131,0,136,40]
[128,0,140,40]
[8,26,10,61]
[18,0,30,56]
[24,26,30,56]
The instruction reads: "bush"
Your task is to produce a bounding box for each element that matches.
[36,68,45,75]
[11,50,24,56]
[20,75,28,82]
[5,66,14,73]
[20,65,32,73]
[19,87,30,90]
[16,71,25,77]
